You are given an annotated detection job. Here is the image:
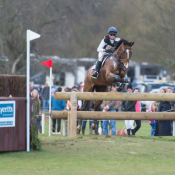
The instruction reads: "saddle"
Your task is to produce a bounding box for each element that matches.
[92,53,112,70]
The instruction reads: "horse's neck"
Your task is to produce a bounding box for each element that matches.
[113,46,123,59]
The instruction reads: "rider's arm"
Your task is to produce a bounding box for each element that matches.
[97,39,106,52]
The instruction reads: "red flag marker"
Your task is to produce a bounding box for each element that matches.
[41,59,53,136]
[42,59,52,68]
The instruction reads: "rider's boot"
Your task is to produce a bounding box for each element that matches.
[91,60,102,79]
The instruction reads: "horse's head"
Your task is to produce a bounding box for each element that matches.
[113,40,134,69]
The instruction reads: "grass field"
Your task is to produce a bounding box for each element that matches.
[1,120,175,175]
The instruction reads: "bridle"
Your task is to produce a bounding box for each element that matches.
[113,45,132,70]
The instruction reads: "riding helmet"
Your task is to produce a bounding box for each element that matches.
[107,27,118,35]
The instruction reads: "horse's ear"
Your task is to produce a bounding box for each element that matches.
[131,42,134,46]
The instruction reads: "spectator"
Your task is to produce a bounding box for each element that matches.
[77,82,83,91]
[51,87,66,134]
[160,88,166,93]
[167,87,174,134]
[147,103,158,136]
[121,83,132,110]
[158,88,166,112]
[30,82,38,95]
[41,83,50,111]
[134,88,141,134]
[123,85,136,136]
[101,86,117,135]
[38,85,43,107]
[65,87,71,92]
[155,99,171,136]
[38,85,43,99]
[31,89,42,133]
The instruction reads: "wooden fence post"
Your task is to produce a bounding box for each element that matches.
[70,94,77,137]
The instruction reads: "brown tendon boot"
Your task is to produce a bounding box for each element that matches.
[77,125,81,134]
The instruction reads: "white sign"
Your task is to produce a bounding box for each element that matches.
[0,101,16,127]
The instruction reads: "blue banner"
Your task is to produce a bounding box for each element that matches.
[0,101,16,127]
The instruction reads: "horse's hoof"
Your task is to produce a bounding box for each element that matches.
[91,123,96,130]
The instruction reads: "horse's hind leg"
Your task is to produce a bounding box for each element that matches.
[91,86,108,130]
[79,100,91,135]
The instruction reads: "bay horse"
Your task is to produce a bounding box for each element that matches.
[78,40,134,132]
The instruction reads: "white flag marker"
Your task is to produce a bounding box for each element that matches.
[27,30,40,41]
[26,30,40,152]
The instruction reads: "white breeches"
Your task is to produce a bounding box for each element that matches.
[98,52,105,62]
[125,120,135,129]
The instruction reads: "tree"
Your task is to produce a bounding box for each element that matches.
[0,0,28,74]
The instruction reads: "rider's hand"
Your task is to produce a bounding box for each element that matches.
[105,49,113,53]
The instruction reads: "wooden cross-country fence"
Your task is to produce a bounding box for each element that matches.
[52,92,175,137]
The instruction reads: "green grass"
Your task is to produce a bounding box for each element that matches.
[1,120,175,175]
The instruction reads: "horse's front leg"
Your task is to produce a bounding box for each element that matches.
[117,76,125,92]
[109,73,121,87]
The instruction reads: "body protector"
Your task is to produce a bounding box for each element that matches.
[97,35,120,61]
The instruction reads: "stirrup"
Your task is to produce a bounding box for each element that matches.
[91,71,99,79]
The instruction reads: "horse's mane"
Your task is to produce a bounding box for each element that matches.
[114,39,133,51]
[114,39,125,50]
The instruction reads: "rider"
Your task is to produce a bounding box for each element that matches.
[91,27,121,79]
